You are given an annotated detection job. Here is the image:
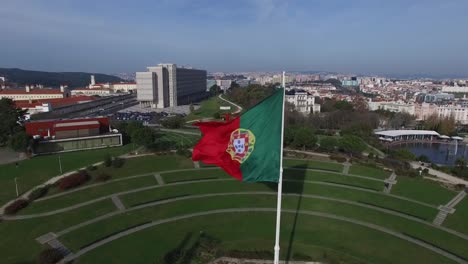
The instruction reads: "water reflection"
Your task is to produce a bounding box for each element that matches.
[395,142,468,166]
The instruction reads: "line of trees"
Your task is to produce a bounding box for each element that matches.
[0,98,30,152]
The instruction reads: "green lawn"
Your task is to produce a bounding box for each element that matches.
[0,199,116,264]
[444,198,468,235]
[391,177,456,206]
[119,179,436,221]
[77,213,456,264]
[19,176,157,214]
[186,96,227,121]
[61,195,465,263]
[156,131,200,148]
[88,155,194,179]
[283,159,343,172]
[349,165,391,179]
[284,169,384,191]
[162,169,230,183]
[0,145,133,206]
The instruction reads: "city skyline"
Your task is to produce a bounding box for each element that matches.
[1,0,468,76]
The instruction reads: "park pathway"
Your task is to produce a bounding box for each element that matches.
[36,232,72,257]
[58,207,468,264]
[111,195,125,211]
[153,173,165,185]
[433,190,467,226]
[383,172,398,194]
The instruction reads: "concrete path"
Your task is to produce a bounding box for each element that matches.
[36,232,71,257]
[342,162,351,175]
[111,195,125,211]
[218,94,243,114]
[154,173,165,185]
[51,192,468,241]
[193,161,200,169]
[383,172,398,194]
[284,150,330,158]
[410,162,468,185]
[434,191,467,226]
[58,208,468,264]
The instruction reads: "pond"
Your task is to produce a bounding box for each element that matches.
[395,142,468,166]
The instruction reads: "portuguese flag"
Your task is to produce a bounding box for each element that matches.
[192,88,284,182]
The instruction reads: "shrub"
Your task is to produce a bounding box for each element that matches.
[95,173,111,182]
[329,154,347,163]
[28,186,49,201]
[57,170,90,190]
[4,199,29,215]
[112,157,125,168]
[104,154,112,167]
[37,248,63,264]
[176,148,192,158]
[418,155,431,163]
[367,152,374,159]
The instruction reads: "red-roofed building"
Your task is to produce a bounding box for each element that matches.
[0,86,68,100]
[14,96,95,114]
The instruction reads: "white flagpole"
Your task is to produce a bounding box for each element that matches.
[274,71,286,264]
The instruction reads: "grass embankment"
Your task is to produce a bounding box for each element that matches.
[283,159,343,172]
[78,213,455,264]
[61,195,465,263]
[392,177,456,206]
[0,145,132,206]
[349,165,391,179]
[185,96,228,121]
[444,198,468,235]
[20,155,194,214]
[0,200,116,264]
[284,169,383,191]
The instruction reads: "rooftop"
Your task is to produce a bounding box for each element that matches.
[375,130,440,137]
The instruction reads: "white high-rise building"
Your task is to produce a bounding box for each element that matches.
[136,64,207,108]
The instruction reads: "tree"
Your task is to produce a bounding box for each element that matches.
[131,127,155,147]
[0,98,27,146]
[160,116,184,129]
[209,85,221,96]
[292,127,317,150]
[338,135,366,155]
[8,131,30,151]
[456,158,466,169]
[319,137,338,152]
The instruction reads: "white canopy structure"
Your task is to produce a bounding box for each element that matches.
[375,130,440,142]
[451,136,464,140]
[439,135,450,139]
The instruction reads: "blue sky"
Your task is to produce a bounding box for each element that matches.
[1,0,468,76]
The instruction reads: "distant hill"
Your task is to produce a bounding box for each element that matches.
[0,68,123,88]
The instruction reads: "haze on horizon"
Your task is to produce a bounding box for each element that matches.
[1,0,468,77]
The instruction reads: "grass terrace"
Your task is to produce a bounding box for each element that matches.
[391,177,457,206]
[2,158,468,264]
[0,145,133,205]
[349,164,391,179]
[283,159,343,172]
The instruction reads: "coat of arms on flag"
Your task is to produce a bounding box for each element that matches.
[226,128,256,163]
